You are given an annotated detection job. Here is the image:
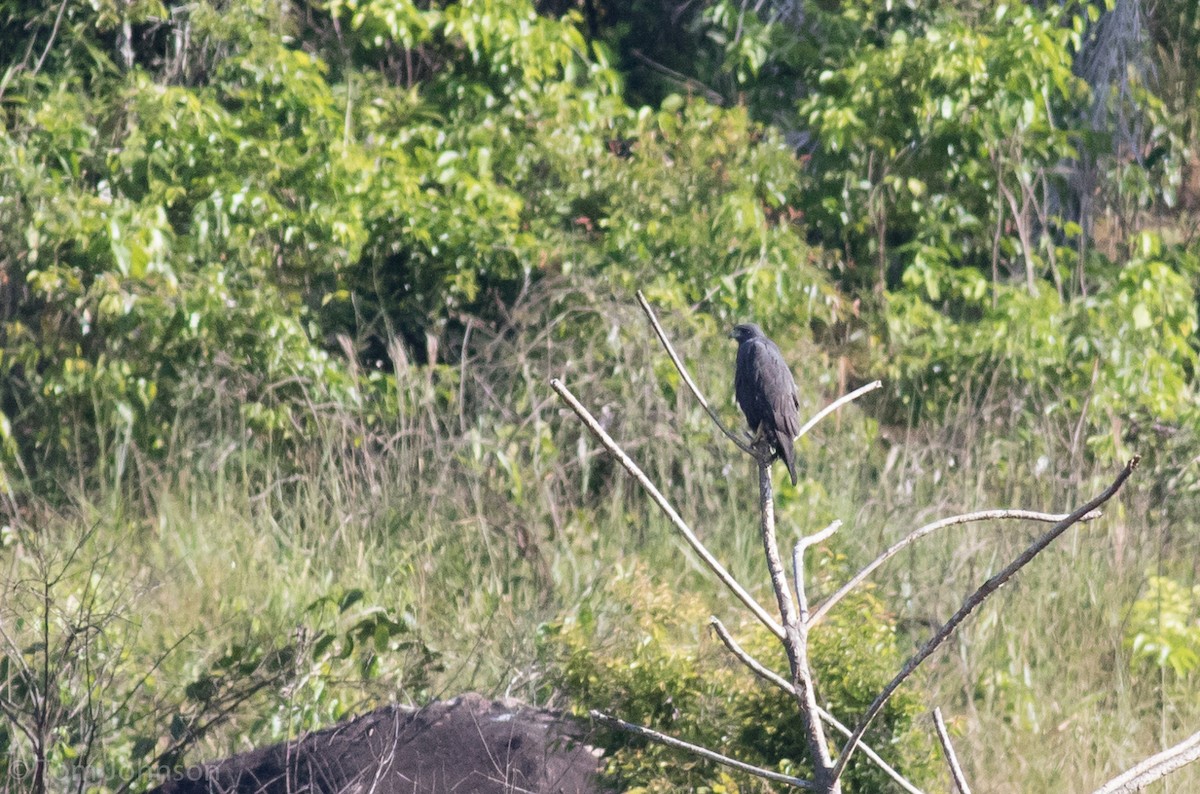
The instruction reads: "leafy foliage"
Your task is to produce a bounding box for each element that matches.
[3,0,1200,788]
[1126,574,1200,676]
[538,568,937,792]
[884,232,1200,456]
[0,0,839,495]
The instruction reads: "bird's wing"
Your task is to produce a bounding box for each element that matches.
[763,346,801,439]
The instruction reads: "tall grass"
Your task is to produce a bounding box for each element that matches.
[3,282,1198,791]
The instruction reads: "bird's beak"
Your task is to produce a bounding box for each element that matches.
[726,330,736,339]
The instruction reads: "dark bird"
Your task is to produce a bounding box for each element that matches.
[729,323,800,485]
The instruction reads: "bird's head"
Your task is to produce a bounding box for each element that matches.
[728,323,764,343]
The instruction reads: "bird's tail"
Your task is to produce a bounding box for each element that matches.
[778,433,798,486]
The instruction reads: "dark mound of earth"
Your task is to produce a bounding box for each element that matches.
[148,693,608,793]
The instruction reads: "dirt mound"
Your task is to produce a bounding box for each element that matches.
[149,693,608,793]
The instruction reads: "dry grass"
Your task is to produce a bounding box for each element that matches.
[3,285,1199,791]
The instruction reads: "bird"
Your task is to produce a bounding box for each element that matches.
[728,323,800,485]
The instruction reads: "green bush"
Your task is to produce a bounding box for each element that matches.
[538,567,937,792]
[883,232,1200,458]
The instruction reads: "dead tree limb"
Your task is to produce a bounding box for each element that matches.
[550,378,783,639]
[794,522,841,621]
[589,710,815,789]
[932,707,972,794]
[810,508,1103,627]
[710,618,927,794]
[636,290,752,454]
[828,457,1140,788]
[1091,730,1200,794]
[795,380,882,441]
[756,460,838,791]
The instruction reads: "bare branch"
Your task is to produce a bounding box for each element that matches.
[757,463,837,790]
[801,520,843,550]
[550,378,784,639]
[710,617,793,693]
[758,463,801,640]
[810,508,1103,628]
[829,457,1140,788]
[709,618,927,794]
[32,0,70,78]
[932,708,972,794]
[589,710,814,789]
[818,705,926,794]
[796,380,881,441]
[635,291,752,454]
[794,521,841,623]
[1091,731,1200,794]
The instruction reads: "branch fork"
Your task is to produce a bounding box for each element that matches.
[552,292,1157,792]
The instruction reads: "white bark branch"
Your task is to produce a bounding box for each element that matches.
[550,378,784,639]
[932,707,972,794]
[590,710,815,789]
[636,290,752,454]
[794,521,842,622]
[795,380,882,441]
[757,462,839,791]
[709,618,927,794]
[1091,731,1200,794]
[810,508,1103,628]
[828,457,1140,788]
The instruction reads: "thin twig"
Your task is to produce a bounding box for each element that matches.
[711,617,794,693]
[636,291,752,454]
[590,710,813,789]
[794,521,841,622]
[627,49,726,105]
[810,508,1103,627]
[709,618,927,794]
[551,378,784,639]
[800,520,843,550]
[1091,730,1200,794]
[32,0,70,78]
[795,380,881,441]
[932,707,972,794]
[829,457,1140,788]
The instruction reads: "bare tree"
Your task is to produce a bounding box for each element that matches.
[550,291,1189,792]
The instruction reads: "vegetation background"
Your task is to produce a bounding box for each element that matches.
[1,0,1199,790]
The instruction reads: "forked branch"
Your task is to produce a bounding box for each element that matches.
[810,508,1103,627]
[756,462,837,789]
[710,617,927,794]
[590,710,815,789]
[828,457,1140,787]
[550,378,784,639]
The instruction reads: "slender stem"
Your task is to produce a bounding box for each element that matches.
[794,521,842,622]
[590,710,814,789]
[636,291,752,454]
[709,618,926,794]
[932,708,972,794]
[710,617,793,694]
[811,508,1103,627]
[828,457,1139,788]
[551,378,784,639]
[796,380,881,441]
[1091,730,1200,794]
